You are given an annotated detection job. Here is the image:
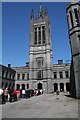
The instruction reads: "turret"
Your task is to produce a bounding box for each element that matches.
[66,1,80,98]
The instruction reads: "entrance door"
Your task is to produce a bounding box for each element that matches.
[22,84,25,90]
[37,83,43,95]
[37,83,42,89]
[60,83,64,92]
[54,83,58,92]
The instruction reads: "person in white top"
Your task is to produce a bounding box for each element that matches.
[22,89,26,98]
[0,88,3,104]
[0,88,3,95]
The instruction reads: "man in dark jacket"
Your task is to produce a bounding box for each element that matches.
[9,88,13,102]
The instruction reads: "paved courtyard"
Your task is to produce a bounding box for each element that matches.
[0,93,79,118]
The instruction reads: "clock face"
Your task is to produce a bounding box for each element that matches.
[38,47,41,50]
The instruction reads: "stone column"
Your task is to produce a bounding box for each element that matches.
[20,84,22,90]
[25,84,27,90]
[57,71,60,79]
[63,71,65,78]
[25,73,27,80]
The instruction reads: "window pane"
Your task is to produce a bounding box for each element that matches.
[38,27,41,44]
[65,71,69,78]
[22,74,25,80]
[27,73,29,80]
[54,72,57,79]
[59,72,63,78]
[37,70,43,80]
[42,26,45,44]
[34,28,37,45]
[69,11,74,28]
[17,74,20,80]
[74,9,79,26]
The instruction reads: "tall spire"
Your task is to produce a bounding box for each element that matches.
[38,3,43,19]
[31,9,34,20]
[40,3,42,13]
[45,7,48,16]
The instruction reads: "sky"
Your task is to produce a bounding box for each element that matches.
[2,2,71,67]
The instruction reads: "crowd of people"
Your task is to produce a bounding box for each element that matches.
[0,88,43,104]
[1,88,20,104]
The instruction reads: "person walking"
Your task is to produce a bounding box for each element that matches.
[0,88,3,104]
[22,89,26,98]
[9,88,13,103]
[4,88,9,102]
[13,89,17,101]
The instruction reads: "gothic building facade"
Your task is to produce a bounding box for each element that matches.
[66,2,80,98]
[12,4,70,93]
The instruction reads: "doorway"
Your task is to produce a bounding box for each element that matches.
[54,83,58,92]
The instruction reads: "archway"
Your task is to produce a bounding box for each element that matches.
[37,83,42,90]
[22,84,25,90]
[66,82,70,92]
[54,83,58,92]
[37,83,43,95]
[16,84,20,90]
[60,83,64,92]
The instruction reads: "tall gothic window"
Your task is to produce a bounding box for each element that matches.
[37,58,43,68]
[38,27,41,44]
[17,74,20,80]
[59,72,63,78]
[69,11,74,28]
[37,70,43,80]
[38,70,41,79]
[42,26,45,44]
[38,60,41,68]
[22,74,25,80]
[36,57,43,80]
[65,71,69,78]
[74,9,79,26]
[27,73,29,80]
[53,72,57,79]
[34,27,37,45]
[6,71,8,79]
